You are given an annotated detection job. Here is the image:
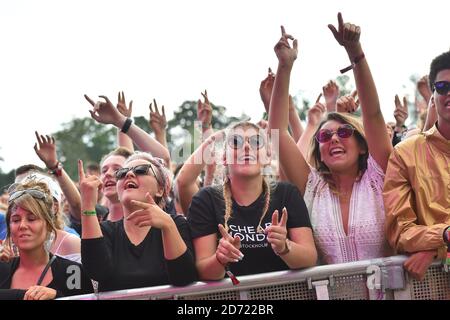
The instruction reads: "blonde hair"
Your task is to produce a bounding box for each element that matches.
[309,112,369,194]
[124,151,173,209]
[6,181,57,249]
[220,121,273,233]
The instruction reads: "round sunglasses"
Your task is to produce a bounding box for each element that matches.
[115,164,158,181]
[315,124,355,143]
[434,81,450,96]
[227,134,265,150]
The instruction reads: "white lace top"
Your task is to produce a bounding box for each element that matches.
[304,155,387,264]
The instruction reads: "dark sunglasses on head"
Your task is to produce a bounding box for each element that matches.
[8,188,47,203]
[115,164,158,180]
[227,134,265,150]
[434,81,450,96]
[316,124,355,143]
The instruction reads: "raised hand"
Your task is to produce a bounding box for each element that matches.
[417,75,432,103]
[322,80,340,112]
[266,207,288,254]
[197,90,213,128]
[259,68,276,112]
[149,99,167,135]
[328,12,362,56]
[117,91,133,117]
[84,94,125,127]
[215,224,243,266]
[308,94,327,126]
[274,26,298,67]
[336,90,359,113]
[34,131,58,169]
[24,286,57,300]
[394,95,409,127]
[78,159,102,210]
[127,192,171,229]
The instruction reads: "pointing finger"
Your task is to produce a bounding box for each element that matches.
[280,207,288,227]
[316,93,323,103]
[78,159,85,181]
[271,210,279,226]
[84,94,95,106]
[218,224,233,241]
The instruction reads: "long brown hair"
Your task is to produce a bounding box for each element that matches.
[220,121,274,233]
[6,181,57,249]
[309,112,369,194]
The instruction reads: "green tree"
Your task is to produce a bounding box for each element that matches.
[336,74,354,97]
[53,118,116,179]
[167,100,248,163]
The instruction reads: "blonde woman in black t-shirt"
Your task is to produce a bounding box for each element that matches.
[0,181,92,300]
[79,152,197,292]
[186,121,317,280]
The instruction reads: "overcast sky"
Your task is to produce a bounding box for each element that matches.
[0,0,449,172]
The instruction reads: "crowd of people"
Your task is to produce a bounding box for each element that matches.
[0,12,449,299]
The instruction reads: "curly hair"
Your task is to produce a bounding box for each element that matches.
[429,51,450,89]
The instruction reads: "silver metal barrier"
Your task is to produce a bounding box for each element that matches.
[58,255,450,300]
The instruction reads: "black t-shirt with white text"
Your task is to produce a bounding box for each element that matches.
[187,182,312,276]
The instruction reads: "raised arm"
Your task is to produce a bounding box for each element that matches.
[423,97,437,132]
[322,80,340,112]
[297,94,326,158]
[84,94,170,167]
[149,99,169,150]
[197,90,216,186]
[176,131,223,214]
[34,132,81,221]
[116,91,135,152]
[329,13,392,171]
[268,26,310,195]
[260,68,303,141]
[78,160,103,239]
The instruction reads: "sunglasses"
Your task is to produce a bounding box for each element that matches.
[434,81,450,96]
[316,124,355,143]
[115,164,158,181]
[8,188,47,203]
[227,134,265,150]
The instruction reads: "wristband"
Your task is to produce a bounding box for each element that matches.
[48,161,63,177]
[121,117,133,133]
[82,210,97,216]
[340,53,365,74]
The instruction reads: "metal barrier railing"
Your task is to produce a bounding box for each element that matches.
[58,255,450,300]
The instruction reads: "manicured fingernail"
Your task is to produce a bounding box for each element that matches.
[233,259,239,263]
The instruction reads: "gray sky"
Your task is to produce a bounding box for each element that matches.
[1,0,449,172]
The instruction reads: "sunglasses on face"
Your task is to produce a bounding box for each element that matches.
[315,124,355,143]
[115,164,158,181]
[227,134,265,150]
[434,81,450,96]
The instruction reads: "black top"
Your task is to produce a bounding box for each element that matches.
[187,182,312,276]
[70,204,109,235]
[81,214,198,292]
[0,255,93,300]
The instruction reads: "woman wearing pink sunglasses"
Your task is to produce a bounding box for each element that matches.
[269,14,393,264]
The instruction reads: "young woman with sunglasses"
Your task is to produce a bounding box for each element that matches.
[0,181,92,300]
[269,15,393,264]
[79,152,197,292]
[186,121,317,281]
